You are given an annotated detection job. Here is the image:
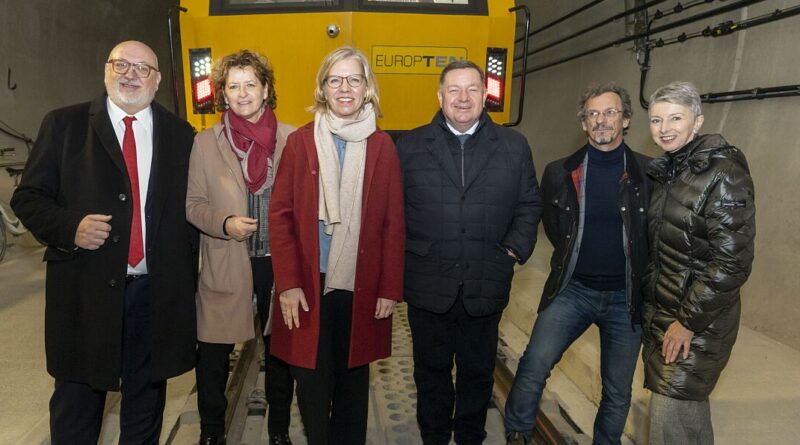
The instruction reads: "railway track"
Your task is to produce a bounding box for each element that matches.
[167,304,588,444]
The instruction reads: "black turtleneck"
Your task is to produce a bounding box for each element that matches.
[573,143,626,291]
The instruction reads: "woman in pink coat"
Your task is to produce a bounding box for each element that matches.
[268,46,405,445]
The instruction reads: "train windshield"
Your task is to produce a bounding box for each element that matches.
[212,0,485,15]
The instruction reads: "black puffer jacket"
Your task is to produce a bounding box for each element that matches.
[642,134,755,401]
[397,111,542,316]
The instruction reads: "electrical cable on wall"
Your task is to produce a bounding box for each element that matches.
[639,3,800,107]
[0,119,34,152]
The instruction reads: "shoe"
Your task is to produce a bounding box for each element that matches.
[269,433,293,445]
[506,432,529,445]
[199,435,226,445]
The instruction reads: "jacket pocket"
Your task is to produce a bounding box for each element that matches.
[43,246,75,262]
[198,238,233,293]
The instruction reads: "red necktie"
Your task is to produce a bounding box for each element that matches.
[122,116,144,267]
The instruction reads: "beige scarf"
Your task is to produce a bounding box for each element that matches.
[314,103,376,293]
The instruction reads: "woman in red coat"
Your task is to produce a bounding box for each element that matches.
[268,46,405,445]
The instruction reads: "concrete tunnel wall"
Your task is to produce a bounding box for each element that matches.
[506,0,800,352]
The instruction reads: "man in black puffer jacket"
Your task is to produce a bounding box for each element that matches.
[397,60,542,445]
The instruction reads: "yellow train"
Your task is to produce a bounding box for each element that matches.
[174,0,523,132]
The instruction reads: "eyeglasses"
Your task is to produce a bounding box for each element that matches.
[585,108,623,121]
[324,74,365,89]
[107,59,159,78]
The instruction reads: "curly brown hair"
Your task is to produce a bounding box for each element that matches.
[211,49,277,112]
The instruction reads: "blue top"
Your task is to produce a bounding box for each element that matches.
[573,143,626,291]
[319,135,347,273]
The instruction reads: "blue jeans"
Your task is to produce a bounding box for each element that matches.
[504,280,641,445]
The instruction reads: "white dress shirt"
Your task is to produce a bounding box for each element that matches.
[107,98,153,275]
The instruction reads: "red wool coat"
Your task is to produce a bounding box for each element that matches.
[268,122,405,369]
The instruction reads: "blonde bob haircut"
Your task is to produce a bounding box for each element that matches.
[309,46,382,117]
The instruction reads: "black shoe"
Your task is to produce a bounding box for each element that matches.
[269,433,293,445]
[506,432,529,445]
[199,435,226,445]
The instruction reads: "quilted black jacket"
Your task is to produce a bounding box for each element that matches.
[642,133,755,400]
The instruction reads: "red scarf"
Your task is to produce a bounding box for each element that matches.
[222,107,278,194]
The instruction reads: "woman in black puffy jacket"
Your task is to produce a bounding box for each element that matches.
[643,81,755,445]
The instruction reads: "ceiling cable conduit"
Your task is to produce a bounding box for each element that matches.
[646,4,800,49]
[639,4,800,107]
[513,0,670,62]
[515,0,767,76]
[514,0,608,44]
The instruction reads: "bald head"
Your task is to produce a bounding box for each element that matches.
[108,41,159,70]
[104,40,162,115]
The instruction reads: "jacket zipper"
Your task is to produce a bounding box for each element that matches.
[460,140,465,187]
[650,178,673,299]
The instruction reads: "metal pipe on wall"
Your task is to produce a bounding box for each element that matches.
[519,0,766,75]
[514,0,669,62]
[514,0,608,44]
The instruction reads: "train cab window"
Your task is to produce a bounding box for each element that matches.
[211,0,485,15]
[366,0,469,4]
[210,0,343,15]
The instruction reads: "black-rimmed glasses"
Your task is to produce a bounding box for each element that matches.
[107,59,159,78]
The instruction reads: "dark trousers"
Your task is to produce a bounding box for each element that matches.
[196,341,235,437]
[195,257,294,438]
[50,276,166,445]
[291,289,370,445]
[408,299,502,445]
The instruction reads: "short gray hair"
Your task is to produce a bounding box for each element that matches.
[649,81,702,118]
[576,82,633,122]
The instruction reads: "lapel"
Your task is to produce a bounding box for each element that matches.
[301,126,320,202]
[89,95,127,177]
[423,122,461,189]
[147,102,173,238]
[214,124,247,194]
[462,115,500,192]
[361,132,380,211]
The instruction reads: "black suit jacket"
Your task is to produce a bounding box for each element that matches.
[11,95,199,391]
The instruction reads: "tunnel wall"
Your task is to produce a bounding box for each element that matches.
[506,0,800,351]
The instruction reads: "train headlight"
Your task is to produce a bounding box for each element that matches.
[485,48,507,112]
[189,48,215,114]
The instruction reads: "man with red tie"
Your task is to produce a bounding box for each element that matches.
[11,40,198,444]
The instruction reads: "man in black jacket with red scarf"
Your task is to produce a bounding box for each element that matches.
[11,41,198,444]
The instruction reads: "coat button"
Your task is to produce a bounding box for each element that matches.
[639,207,645,213]
[312,170,317,175]
[621,206,627,212]
[461,228,466,234]
[109,279,117,287]
[565,206,570,211]
[566,234,571,239]
[118,193,127,201]
[455,263,460,268]
[112,235,120,243]
[360,249,365,254]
